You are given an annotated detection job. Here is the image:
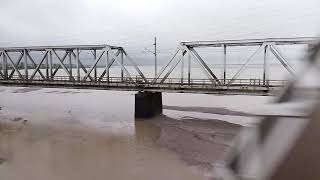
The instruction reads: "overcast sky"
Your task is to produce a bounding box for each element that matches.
[1,0,320,60]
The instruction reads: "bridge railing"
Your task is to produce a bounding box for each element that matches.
[1,75,288,89]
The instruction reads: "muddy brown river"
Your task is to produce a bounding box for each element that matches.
[0,87,269,180]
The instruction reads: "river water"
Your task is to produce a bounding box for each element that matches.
[0,85,271,180]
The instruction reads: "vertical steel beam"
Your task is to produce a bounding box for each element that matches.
[24,50,28,80]
[83,51,105,80]
[76,48,80,81]
[120,50,124,81]
[154,37,157,78]
[0,52,4,78]
[45,51,49,80]
[93,50,97,82]
[106,51,109,83]
[104,47,133,81]
[188,51,191,85]
[3,52,8,79]
[181,48,184,83]
[223,44,227,84]
[69,50,72,80]
[97,51,120,81]
[2,52,8,79]
[49,50,53,80]
[263,45,270,85]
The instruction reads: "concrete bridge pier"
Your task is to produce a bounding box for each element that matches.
[135,91,162,119]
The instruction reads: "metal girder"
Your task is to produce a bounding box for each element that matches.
[104,46,133,81]
[160,49,185,83]
[71,51,93,81]
[52,50,74,80]
[29,51,49,80]
[8,52,24,79]
[152,47,180,84]
[228,44,266,85]
[51,52,69,76]
[24,50,28,80]
[181,37,317,48]
[75,48,80,81]
[0,52,3,78]
[263,45,270,85]
[0,44,121,52]
[83,50,105,80]
[186,46,220,84]
[270,45,295,75]
[4,51,24,80]
[122,49,148,83]
[98,50,120,81]
[26,51,46,80]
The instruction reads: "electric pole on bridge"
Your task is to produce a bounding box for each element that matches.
[154,37,157,78]
[144,37,157,78]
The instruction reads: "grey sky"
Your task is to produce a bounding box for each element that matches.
[1,0,320,62]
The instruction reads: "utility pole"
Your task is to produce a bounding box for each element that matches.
[144,37,158,78]
[154,37,157,78]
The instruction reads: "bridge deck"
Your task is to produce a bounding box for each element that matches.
[0,76,286,95]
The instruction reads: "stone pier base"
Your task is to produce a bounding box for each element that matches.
[135,91,162,119]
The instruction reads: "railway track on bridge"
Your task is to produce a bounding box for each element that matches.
[0,76,287,95]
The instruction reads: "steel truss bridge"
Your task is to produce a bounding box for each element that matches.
[0,37,317,95]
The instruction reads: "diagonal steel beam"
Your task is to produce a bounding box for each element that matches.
[83,50,105,80]
[98,58,116,81]
[0,52,3,78]
[8,52,24,79]
[26,51,46,80]
[185,46,220,84]
[71,51,93,81]
[4,51,24,80]
[160,49,186,83]
[104,46,133,81]
[228,44,266,85]
[0,68,3,78]
[29,51,48,80]
[122,49,148,83]
[152,47,180,84]
[51,52,68,76]
[52,50,74,80]
[270,45,295,75]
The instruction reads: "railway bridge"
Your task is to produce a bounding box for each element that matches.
[0,37,317,118]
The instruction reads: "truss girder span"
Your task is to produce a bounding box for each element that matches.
[0,45,148,83]
[154,37,317,86]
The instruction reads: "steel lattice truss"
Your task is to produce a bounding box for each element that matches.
[0,44,147,83]
[154,37,317,85]
[0,38,318,95]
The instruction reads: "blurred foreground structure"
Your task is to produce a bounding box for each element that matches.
[219,40,320,180]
